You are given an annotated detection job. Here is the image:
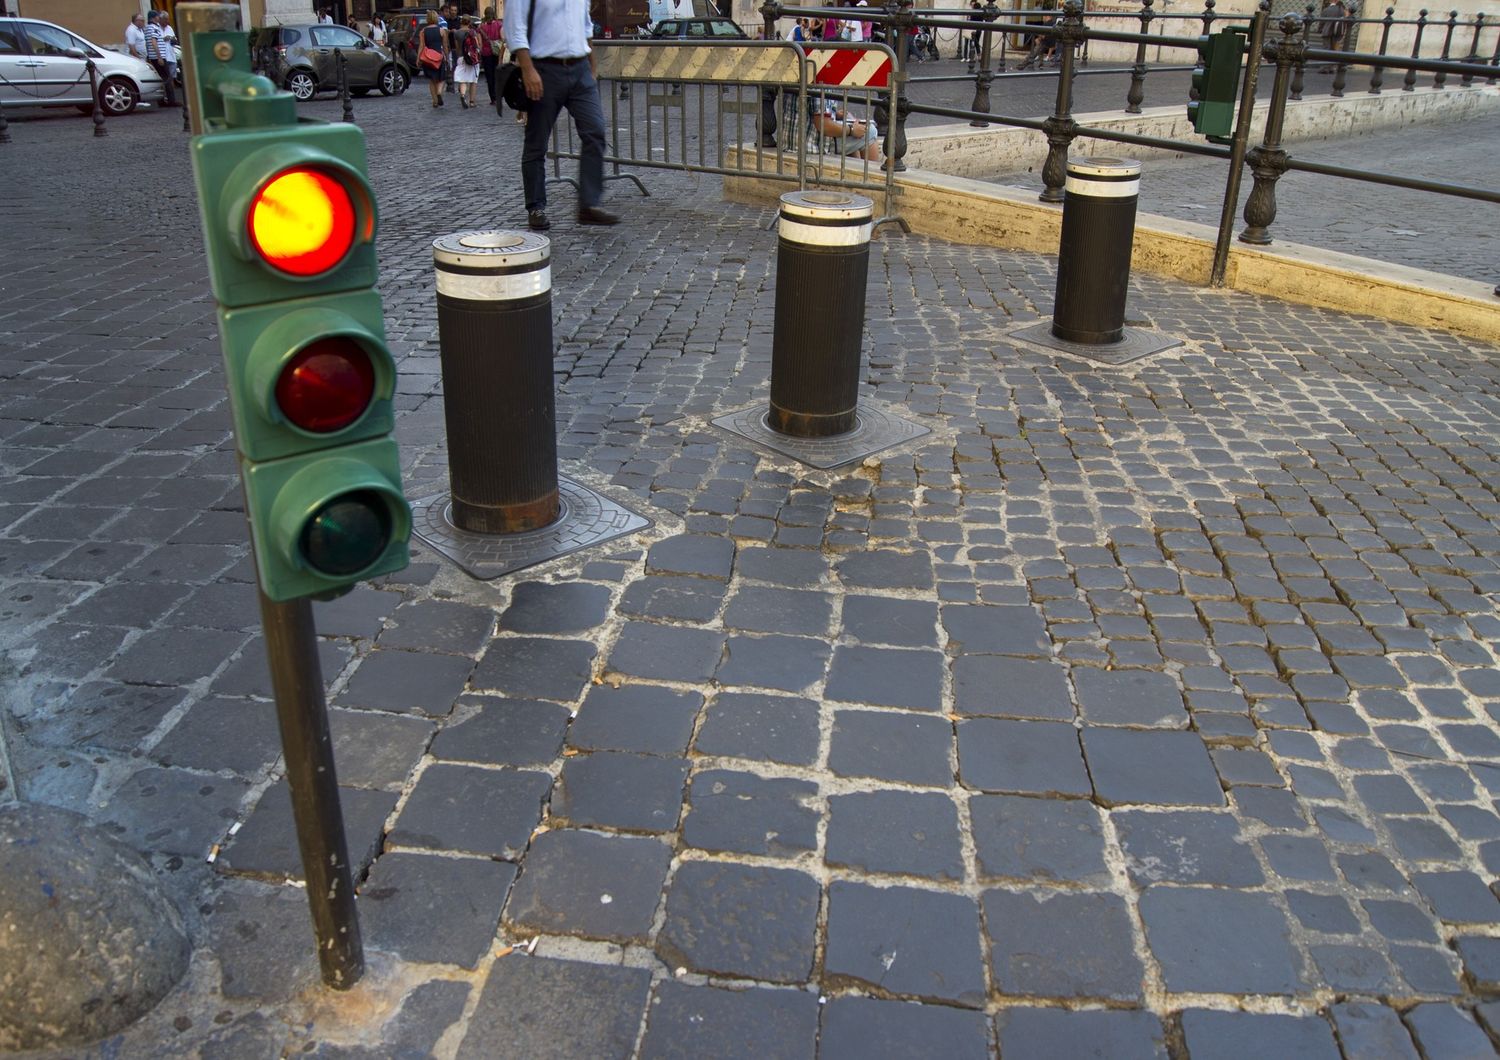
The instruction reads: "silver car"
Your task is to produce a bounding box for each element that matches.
[0,17,166,116]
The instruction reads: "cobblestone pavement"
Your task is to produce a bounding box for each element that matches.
[987,110,1500,284]
[3,89,1500,1059]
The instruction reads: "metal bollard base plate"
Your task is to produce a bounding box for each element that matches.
[712,401,929,470]
[1010,321,1184,367]
[409,476,650,580]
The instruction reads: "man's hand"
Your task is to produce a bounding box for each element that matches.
[517,50,543,101]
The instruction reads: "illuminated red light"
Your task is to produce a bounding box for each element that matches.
[248,167,357,277]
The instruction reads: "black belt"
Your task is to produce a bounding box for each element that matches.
[533,55,588,65]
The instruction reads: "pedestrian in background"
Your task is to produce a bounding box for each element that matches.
[370,15,388,44]
[417,9,450,107]
[510,0,619,231]
[144,12,178,107]
[479,6,506,109]
[125,12,147,60]
[453,15,480,108]
[1318,0,1348,69]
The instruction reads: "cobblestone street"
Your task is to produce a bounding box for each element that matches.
[3,86,1500,1058]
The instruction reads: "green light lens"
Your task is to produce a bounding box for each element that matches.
[300,490,391,577]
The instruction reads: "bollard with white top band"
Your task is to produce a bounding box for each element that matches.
[432,231,559,534]
[1051,157,1142,345]
[769,190,875,438]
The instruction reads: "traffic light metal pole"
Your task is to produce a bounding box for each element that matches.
[182,2,366,991]
[257,584,365,989]
[1210,6,1268,286]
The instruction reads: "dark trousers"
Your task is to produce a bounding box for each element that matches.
[521,60,607,213]
[151,58,176,105]
[482,53,499,103]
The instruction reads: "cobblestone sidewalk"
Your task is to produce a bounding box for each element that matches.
[2,93,1500,1058]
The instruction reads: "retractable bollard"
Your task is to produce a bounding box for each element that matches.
[1051,157,1142,344]
[769,191,875,438]
[432,231,559,534]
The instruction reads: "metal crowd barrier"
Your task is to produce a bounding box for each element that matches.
[544,39,907,231]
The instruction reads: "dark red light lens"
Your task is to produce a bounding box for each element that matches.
[275,338,376,433]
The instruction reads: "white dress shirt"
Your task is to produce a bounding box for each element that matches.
[125,22,146,59]
[506,0,592,59]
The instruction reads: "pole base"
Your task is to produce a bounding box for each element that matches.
[712,401,930,470]
[410,475,651,580]
[1011,321,1184,367]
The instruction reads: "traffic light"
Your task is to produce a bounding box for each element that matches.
[1187,28,1245,140]
[190,53,408,601]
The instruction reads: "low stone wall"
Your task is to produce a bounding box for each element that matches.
[723,131,1500,343]
[904,84,1500,180]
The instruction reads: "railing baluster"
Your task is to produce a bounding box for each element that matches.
[970,0,998,126]
[1126,0,1154,113]
[1460,11,1484,85]
[1434,9,1457,87]
[1290,3,1313,100]
[1241,15,1303,245]
[1039,0,1083,203]
[1332,1,1352,94]
[1368,5,1395,91]
[1404,8,1428,90]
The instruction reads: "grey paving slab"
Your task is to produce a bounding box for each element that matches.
[335,647,472,716]
[682,770,820,858]
[639,980,819,1060]
[1081,727,1225,808]
[429,698,570,768]
[951,654,1075,720]
[825,645,946,711]
[388,763,551,859]
[497,581,613,635]
[957,717,1091,797]
[458,956,650,1060]
[1330,1001,1422,1060]
[984,889,1144,1001]
[828,709,954,786]
[693,692,821,765]
[994,1008,1169,1060]
[823,881,987,1007]
[101,766,251,860]
[1138,887,1304,995]
[826,790,965,881]
[504,829,671,943]
[376,599,495,654]
[207,883,321,1004]
[470,636,597,702]
[656,861,820,983]
[1178,1010,1341,1060]
[555,752,688,833]
[970,793,1109,885]
[360,852,516,969]
[820,997,991,1059]
[568,683,703,755]
[219,782,396,882]
[1114,809,1264,886]
[148,695,281,776]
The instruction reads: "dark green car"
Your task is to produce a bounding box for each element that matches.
[254,24,410,102]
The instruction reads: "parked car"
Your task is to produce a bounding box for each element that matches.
[648,17,748,38]
[254,23,409,102]
[0,16,166,115]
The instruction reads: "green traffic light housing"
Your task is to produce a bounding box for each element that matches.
[244,439,411,600]
[219,292,396,462]
[189,30,408,603]
[1187,28,1246,140]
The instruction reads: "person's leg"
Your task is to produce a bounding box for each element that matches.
[565,63,608,210]
[521,64,567,213]
[429,70,441,105]
[483,54,497,103]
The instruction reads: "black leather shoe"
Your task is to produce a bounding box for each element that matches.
[577,206,620,226]
[527,210,551,232]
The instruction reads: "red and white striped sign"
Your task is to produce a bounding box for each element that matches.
[808,48,892,88]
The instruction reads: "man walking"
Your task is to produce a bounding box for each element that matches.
[144,11,178,108]
[510,0,619,231]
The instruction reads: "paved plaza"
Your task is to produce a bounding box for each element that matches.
[3,86,1500,1058]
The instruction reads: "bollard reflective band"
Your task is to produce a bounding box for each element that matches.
[1064,157,1142,199]
[777,189,875,248]
[435,265,551,301]
[432,230,551,302]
